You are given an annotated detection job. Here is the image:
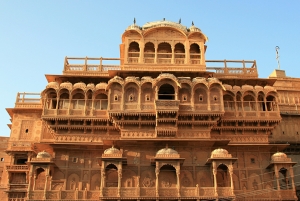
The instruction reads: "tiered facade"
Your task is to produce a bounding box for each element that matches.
[1,20,300,201]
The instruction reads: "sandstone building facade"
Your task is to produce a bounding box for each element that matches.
[1,20,300,201]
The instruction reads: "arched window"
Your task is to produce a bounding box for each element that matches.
[58,91,70,109]
[266,95,276,111]
[157,43,172,64]
[128,42,140,63]
[158,84,175,100]
[72,92,85,109]
[174,43,185,64]
[190,43,201,64]
[144,42,155,63]
[94,94,108,110]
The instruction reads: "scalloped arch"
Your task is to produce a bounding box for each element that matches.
[122,29,143,43]
[188,32,208,42]
[143,26,187,39]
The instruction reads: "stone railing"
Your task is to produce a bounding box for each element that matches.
[206,60,258,78]
[180,187,197,197]
[63,57,121,75]
[102,187,118,197]
[140,187,156,197]
[15,92,42,108]
[6,165,29,171]
[29,190,100,200]
[199,187,215,197]
[155,100,180,110]
[217,187,233,197]
[159,188,178,197]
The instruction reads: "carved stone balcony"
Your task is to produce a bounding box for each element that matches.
[6,165,29,172]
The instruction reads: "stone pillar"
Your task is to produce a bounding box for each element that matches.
[212,162,218,197]
[154,43,158,64]
[33,173,37,190]
[171,47,175,64]
[155,164,160,197]
[107,90,111,110]
[43,174,49,199]
[139,42,144,64]
[274,166,280,190]
[207,90,211,111]
[100,161,105,197]
[176,168,180,197]
[229,165,234,195]
[118,162,122,197]
[27,173,32,199]
[289,166,296,192]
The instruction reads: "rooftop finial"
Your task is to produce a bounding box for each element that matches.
[163,18,165,21]
[192,21,194,26]
[133,17,136,25]
[275,46,280,70]
[179,18,181,24]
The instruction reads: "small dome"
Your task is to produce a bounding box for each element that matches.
[271,152,287,161]
[211,148,231,158]
[126,18,141,31]
[156,147,178,156]
[189,22,201,32]
[104,146,122,155]
[37,150,51,159]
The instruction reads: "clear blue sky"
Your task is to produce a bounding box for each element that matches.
[0,1,300,137]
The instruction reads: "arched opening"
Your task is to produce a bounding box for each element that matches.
[144,42,155,63]
[159,165,177,187]
[279,168,290,189]
[35,168,46,190]
[174,43,185,64]
[94,93,108,110]
[58,90,70,109]
[157,42,172,64]
[190,43,201,64]
[266,95,276,111]
[243,93,256,111]
[128,42,140,63]
[72,91,85,109]
[223,93,234,111]
[45,89,57,109]
[158,84,175,100]
[216,164,230,187]
[105,164,118,187]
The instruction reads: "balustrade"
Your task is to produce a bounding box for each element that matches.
[159,188,178,197]
[6,165,29,171]
[155,100,180,110]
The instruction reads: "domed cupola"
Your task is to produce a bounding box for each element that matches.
[211,148,232,158]
[271,152,289,162]
[36,150,51,159]
[102,145,123,158]
[189,21,201,32]
[155,145,180,158]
